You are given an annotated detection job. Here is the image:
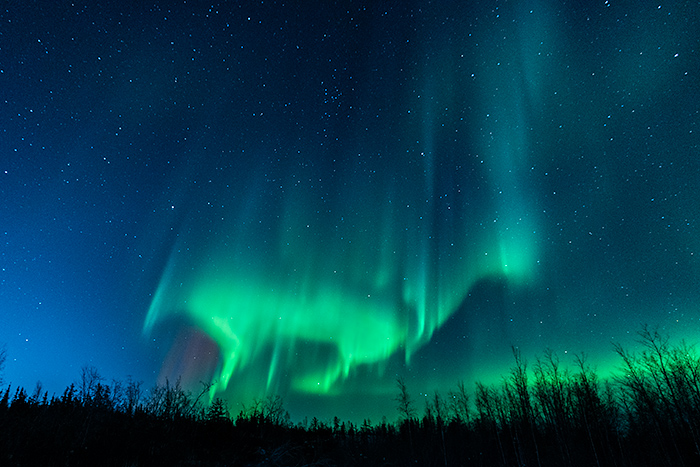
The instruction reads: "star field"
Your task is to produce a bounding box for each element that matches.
[1,1,699,422]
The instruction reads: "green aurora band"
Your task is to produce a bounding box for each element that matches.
[143,143,540,400]
[142,3,551,403]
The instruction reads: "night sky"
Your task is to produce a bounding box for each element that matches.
[2,1,699,423]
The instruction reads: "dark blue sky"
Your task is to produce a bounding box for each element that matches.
[2,1,699,423]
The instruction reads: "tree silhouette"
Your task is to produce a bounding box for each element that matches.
[0,345,6,387]
[4,326,700,466]
[448,380,470,424]
[78,365,104,404]
[395,376,415,422]
[206,397,230,421]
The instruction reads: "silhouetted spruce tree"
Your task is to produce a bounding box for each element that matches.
[206,396,230,421]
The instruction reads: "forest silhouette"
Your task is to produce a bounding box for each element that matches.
[2,325,700,466]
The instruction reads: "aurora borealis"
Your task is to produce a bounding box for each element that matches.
[2,1,699,422]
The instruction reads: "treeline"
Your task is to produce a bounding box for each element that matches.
[2,326,700,466]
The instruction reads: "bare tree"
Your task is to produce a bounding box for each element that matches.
[125,376,143,414]
[79,365,104,403]
[242,397,263,420]
[109,378,124,411]
[475,382,507,465]
[395,376,416,455]
[432,390,446,423]
[240,394,288,425]
[0,345,6,387]
[32,380,44,402]
[395,376,416,422]
[263,394,287,425]
[509,346,542,467]
[146,377,196,419]
[448,380,470,424]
